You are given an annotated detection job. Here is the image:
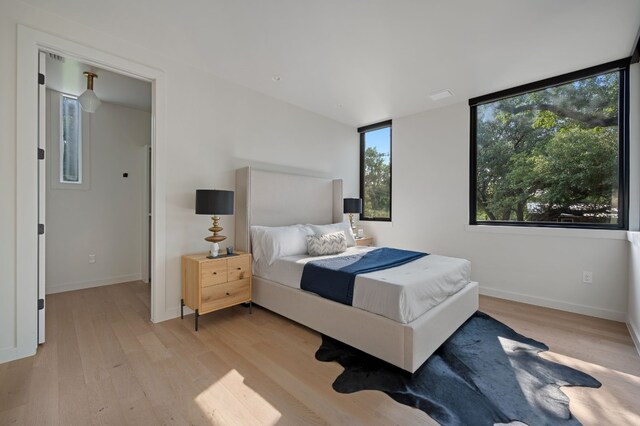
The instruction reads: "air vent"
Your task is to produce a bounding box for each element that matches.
[429,89,453,101]
[47,53,65,63]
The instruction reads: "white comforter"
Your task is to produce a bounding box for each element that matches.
[252,246,471,323]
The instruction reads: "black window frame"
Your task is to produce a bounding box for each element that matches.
[359,120,392,222]
[469,58,631,230]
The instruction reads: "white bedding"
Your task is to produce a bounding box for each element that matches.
[252,246,471,324]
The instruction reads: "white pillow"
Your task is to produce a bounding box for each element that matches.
[249,226,267,262]
[307,221,356,247]
[307,231,347,256]
[250,224,313,265]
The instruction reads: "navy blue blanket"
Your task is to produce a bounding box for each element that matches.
[300,248,428,305]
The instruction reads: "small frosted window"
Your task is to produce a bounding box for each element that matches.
[60,95,82,184]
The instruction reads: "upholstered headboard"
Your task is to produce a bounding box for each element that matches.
[235,167,343,253]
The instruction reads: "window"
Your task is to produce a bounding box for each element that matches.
[60,95,82,184]
[359,120,392,221]
[469,59,629,229]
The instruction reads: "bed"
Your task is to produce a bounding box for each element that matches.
[235,167,478,373]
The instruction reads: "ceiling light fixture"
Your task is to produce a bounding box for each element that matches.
[429,89,454,101]
[78,71,101,113]
[271,75,281,82]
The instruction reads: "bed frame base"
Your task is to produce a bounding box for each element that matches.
[253,276,479,373]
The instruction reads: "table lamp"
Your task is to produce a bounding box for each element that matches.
[343,198,363,236]
[195,189,234,258]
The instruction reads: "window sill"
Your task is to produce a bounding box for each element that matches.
[465,224,627,240]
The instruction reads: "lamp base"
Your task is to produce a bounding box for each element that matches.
[348,213,356,236]
[208,242,220,258]
[205,235,227,243]
[205,215,227,243]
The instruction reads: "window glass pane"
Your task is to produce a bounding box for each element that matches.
[363,126,391,219]
[475,71,620,226]
[61,96,81,183]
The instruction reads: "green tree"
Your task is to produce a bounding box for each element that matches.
[476,72,619,224]
[364,146,390,218]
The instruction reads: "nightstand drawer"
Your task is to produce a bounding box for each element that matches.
[201,278,251,313]
[201,261,228,287]
[227,256,251,281]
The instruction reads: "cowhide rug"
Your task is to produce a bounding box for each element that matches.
[315,312,600,425]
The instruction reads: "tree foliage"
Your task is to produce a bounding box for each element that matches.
[364,146,391,218]
[476,72,620,224]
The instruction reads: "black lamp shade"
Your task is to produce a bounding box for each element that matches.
[195,189,234,215]
[343,198,363,214]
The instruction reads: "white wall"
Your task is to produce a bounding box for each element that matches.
[628,63,640,354]
[0,0,357,361]
[364,91,637,322]
[45,90,150,294]
[0,1,18,360]
[628,233,640,353]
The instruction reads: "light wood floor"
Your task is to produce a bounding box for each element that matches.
[1,281,639,425]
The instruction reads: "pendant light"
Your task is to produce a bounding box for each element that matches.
[78,71,101,113]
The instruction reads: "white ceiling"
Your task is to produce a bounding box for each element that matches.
[45,54,151,112]
[25,0,640,126]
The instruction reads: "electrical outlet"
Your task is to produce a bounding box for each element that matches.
[89,254,96,264]
[582,271,593,284]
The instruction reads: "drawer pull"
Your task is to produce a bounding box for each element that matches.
[213,272,217,275]
[237,267,242,270]
[226,292,230,296]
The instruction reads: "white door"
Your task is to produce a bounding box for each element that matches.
[37,51,46,344]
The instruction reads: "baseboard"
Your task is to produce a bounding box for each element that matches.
[627,320,640,357]
[479,286,626,322]
[46,273,142,294]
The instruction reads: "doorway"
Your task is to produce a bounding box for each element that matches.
[41,53,152,319]
[15,26,167,361]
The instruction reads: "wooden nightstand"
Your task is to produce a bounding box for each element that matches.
[181,251,252,330]
[355,236,374,246]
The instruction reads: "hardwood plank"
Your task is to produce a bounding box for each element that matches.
[117,393,160,426]
[0,404,25,426]
[73,306,110,385]
[84,377,128,426]
[0,356,34,413]
[23,339,58,426]
[55,292,92,426]
[124,351,190,425]
[92,312,156,426]
[1,282,638,426]
[197,343,327,426]
[154,357,215,426]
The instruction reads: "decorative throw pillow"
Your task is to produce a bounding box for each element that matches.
[307,231,347,256]
[308,221,356,247]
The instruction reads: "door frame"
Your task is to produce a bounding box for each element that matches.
[14,25,167,361]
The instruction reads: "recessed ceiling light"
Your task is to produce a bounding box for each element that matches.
[271,75,281,82]
[429,89,454,101]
